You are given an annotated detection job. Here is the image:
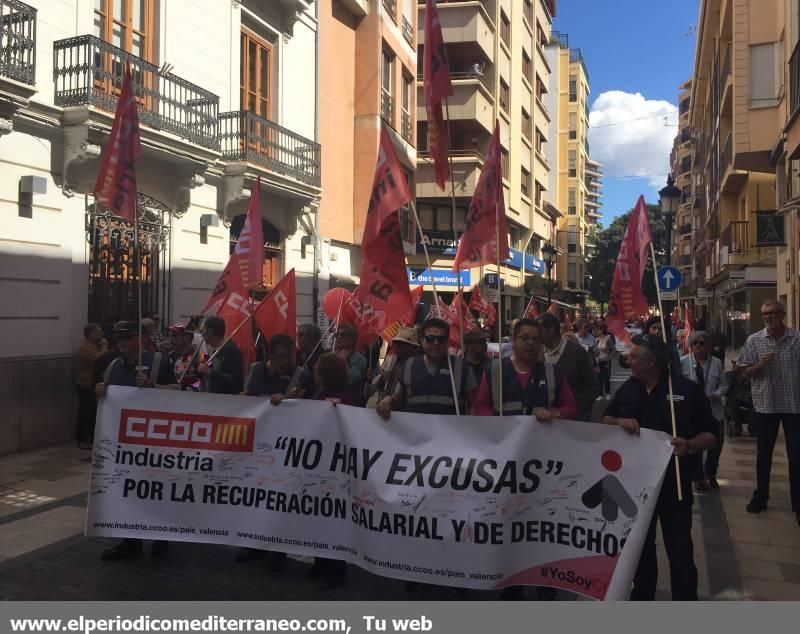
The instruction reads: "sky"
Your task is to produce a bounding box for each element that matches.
[552,0,699,225]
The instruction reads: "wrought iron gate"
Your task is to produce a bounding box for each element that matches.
[86,194,172,325]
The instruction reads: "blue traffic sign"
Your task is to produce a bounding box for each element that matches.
[657,266,682,291]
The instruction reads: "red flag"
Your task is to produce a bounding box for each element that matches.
[383,286,424,340]
[606,197,653,342]
[681,302,693,354]
[425,296,460,349]
[216,289,254,375]
[201,254,245,315]
[563,310,573,332]
[235,179,265,289]
[94,65,141,222]
[423,0,453,190]
[450,290,478,333]
[356,127,414,336]
[253,269,297,342]
[453,123,510,270]
[548,302,558,315]
[469,285,491,315]
[523,296,540,319]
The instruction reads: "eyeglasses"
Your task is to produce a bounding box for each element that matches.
[423,335,448,344]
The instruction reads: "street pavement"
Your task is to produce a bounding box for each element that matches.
[0,361,798,600]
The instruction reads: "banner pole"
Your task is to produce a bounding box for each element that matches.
[444,99,464,354]
[410,199,461,415]
[649,241,683,502]
[135,215,143,369]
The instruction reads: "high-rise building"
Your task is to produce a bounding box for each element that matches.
[689,0,784,348]
[414,0,557,319]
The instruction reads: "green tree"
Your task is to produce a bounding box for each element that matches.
[586,203,668,309]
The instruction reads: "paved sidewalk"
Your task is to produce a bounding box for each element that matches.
[0,430,797,600]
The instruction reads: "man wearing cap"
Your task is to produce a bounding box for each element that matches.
[464,330,491,385]
[166,323,201,391]
[94,321,173,562]
[365,326,420,407]
[603,335,718,600]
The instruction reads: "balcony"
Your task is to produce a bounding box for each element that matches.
[417,71,494,134]
[53,35,219,149]
[719,220,752,268]
[720,131,746,193]
[381,91,393,125]
[383,0,396,21]
[422,1,495,62]
[401,15,414,45]
[0,0,36,86]
[219,111,321,188]
[416,149,483,199]
[401,109,413,143]
[679,255,692,266]
[791,40,800,120]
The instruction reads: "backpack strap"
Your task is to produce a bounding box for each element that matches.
[150,352,163,386]
[103,357,122,385]
[544,362,556,409]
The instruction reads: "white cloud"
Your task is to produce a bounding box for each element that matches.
[588,91,679,189]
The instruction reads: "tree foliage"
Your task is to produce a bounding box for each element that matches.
[585,203,668,307]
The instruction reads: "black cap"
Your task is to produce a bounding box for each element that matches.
[112,321,140,337]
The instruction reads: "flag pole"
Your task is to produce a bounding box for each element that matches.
[135,215,143,370]
[410,199,461,415]
[496,202,504,417]
[649,241,683,502]
[444,100,464,354]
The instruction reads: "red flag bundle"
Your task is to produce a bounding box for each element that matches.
[523,296,540,319]
[680,301,693,354]
[423,0,454,190]
[383,286,424,341]
[606,196,653,343]
[469,285,497,326]
[548,301,558,315]
[235,179,266,289]
[450,290,478,333]
[355,127,415,337]
[94,65,141,222]
[253,269,296,342]
[425,296,460,349]
[563,310,573,333]
[453,123,509,271]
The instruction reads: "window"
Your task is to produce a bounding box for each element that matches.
[500,78,510,112]
[241,29,273,119]
[381,49,394,123]
[521,167,531,198]
[568,262,577,286]
[534,181,544,208]
[568,189,576,215]
[567,228,577,254]
[417,204,467,234]
[501,149,509,179]
[569,76,577,102]
[522,49,532,83]
[569,112,577,139]
[401,71,413,141]
[535,75,546,101]
[523,0,534,25]
[93,0,155,60]
[522,108,532,141]
[535,127,545,154]
[509,225,520,249]
[568,150,576,177]
[500,11,511,47]
[750,42,782,106]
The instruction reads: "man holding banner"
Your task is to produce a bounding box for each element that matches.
[603,335,718,600]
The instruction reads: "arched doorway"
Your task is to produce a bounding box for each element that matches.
[229,215,282,292]
[86,193,172,325]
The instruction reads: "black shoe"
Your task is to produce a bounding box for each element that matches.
[151,540,168,558]
[746,497,768,514]
[708,477,720,490]
[536,586,558,601]
[694,480,709,493]
[235,547,262,563]
[101,539,142,562]
[499,586,524,600]
[405,581,422,592]
[267,551,287,573]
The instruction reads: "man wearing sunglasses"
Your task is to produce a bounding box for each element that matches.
[680,331,726,491]
[376,317,477,420]
[737,300,800,525]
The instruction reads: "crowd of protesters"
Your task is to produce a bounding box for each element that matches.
[75,295,800,600]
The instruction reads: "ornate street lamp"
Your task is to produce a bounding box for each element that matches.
[541,243,558,304]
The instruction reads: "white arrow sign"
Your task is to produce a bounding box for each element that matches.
[662,270,675,289]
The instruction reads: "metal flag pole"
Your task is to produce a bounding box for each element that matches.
[444,100,464,353]
[496,203,504,416]
[649,242,683,502]
[409,199,461,415]
[135,214,143,370]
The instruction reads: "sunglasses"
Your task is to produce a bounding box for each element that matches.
[423,335,448,344]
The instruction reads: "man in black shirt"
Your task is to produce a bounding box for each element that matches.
[603,335,718,601]
[197,316,244,394]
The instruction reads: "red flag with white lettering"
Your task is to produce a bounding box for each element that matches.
[253,269,296,342]
[216,289,254,374]
[468,285,491,316]
[523,296,540,319]
[355,128,414,336]
[606,196,653,343]
[200,254,245,316]
[235,179,265,289]
[548,302,558,315]
[452,123,510,270]
[94,65,141,222]
[423,0,453,190]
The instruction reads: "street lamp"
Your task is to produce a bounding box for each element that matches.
[658,174,682,324]
[541,243,558,304]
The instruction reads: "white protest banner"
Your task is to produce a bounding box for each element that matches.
[87,387,673,600]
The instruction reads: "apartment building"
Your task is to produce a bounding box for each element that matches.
[0,0,321,453]
[318,0,417,300]
[544,32,597,301]
[414,0,557,319]
[669,79,704,318]
[689,0,784,348]
[774,0,800,328]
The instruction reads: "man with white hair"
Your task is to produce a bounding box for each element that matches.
[681,331,726,491]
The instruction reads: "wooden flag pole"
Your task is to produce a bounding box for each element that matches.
[409,199,461,415]
[649,241,683,502]
[444,99,464,353]
[135,215,143,370]
[496,203,504,416]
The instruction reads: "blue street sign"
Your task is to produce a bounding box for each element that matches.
[408,268,471,287]
[484,273,499,288]
[657,266,682,291]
